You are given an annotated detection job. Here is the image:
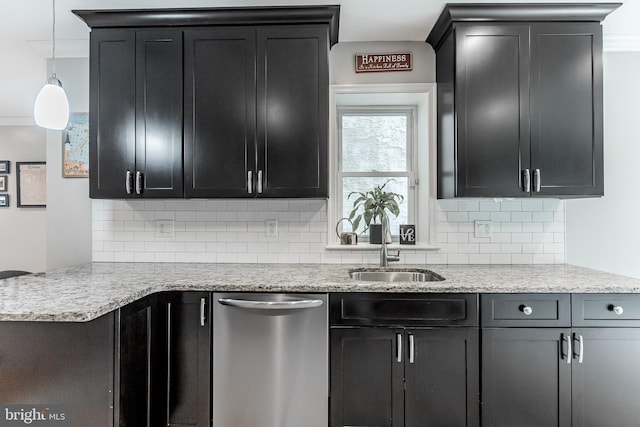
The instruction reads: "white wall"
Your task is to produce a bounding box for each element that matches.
[566,52,640,278]
[46,58,92,270]
[0,126,47,272]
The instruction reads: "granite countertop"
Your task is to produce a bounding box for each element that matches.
[2,262,640,322]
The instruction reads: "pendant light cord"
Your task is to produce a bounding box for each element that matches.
[52,0,56,76]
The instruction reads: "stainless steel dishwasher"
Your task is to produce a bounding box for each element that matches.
[213,292,328,427]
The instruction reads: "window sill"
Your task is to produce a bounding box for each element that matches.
[325,243,440,251]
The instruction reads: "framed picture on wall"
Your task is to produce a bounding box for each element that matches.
[0,176,6,192]
[62,113,89,178]
[17,162,46,208]
[0,160,9,174]
[0,194,8,207]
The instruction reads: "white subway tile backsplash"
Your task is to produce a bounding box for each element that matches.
[92,198,566,265]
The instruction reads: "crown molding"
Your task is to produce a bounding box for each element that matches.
[603,34,640,52]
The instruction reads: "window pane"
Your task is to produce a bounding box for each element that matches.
[341,115,407,172]
[342,177,408,236]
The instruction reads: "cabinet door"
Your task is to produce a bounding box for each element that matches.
[184,27,256,198]
[89,29,135,198]
[257,25,329,198]
[530,23,603,197]
[405,328,479,427]
[117,294,167,427]
[454,24,530,197]
[330,328,404,427]
[135,30,183,197]
[572,328,640,427]
[166,292,211,427]
[482,328,571,427]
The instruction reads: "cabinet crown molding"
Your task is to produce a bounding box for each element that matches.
[427,3,620,50]
[73,5,340,47]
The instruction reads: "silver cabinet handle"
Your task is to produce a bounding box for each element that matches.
[396,333,402,363]
[562,333,572,364]
[533,168,541,192]
[200,297,206,327]
[135,171,142,195]
[257,170,263,194]
[126,170,133,194]
[523,169,531,193]
[520,305,533,316]
[217,298,323,310]
[574,334,584,364]
[408,333,415,364]
[613,305,624,315]
[247,170,253,194]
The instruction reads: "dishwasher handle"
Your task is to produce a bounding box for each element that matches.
[218,298,323,310]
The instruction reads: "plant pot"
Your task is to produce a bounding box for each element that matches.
[369,224,382,244]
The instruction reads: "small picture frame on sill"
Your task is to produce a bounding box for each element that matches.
[0,176,6,192]
[399,224,416,245]
[0,160,9,174]
[0,194,8,207]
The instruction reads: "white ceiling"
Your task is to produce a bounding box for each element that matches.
[1,0,639,56]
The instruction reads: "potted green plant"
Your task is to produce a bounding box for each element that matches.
[347,179,404,244]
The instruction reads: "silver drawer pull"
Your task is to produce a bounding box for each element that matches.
[612,305,624,315]
[257,170,263,194]
[125,170,132,194]
[562,333,572,365]
[533,168,541,192]
[200,297,206,327]
[135,171,143,195]
[523,169,531,193]
[520,305,533,316]
[247,170,253,194]
[396,333,402,363]
[408,334,415,364]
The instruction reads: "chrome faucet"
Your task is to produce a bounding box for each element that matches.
[380,215,400,267]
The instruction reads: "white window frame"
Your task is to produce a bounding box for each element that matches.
[328,83,438,248]
[337,106,418,239]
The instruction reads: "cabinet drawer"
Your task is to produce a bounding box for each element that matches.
[329,293,478,327]
[481,294,570,327]
[573,294,640,326]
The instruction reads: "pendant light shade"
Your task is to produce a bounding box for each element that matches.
[34,75,69,130]
[34,0,70,130]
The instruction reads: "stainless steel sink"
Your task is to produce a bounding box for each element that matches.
[348,268,444,283]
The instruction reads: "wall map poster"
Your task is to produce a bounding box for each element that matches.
[63,113,89,178]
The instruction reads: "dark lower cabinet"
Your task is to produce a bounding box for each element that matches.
[482,328,572,427]
[482,294,640,427]
[165,292,211,427]
[330,328,404,427]
[330,327,479,427]
[0,314,115,427]
[116,294,167,427]
[571,328,640,427]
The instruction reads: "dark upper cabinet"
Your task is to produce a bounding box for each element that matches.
[427,4,618,198]
[89,29,135,199]
[89,28,183,199]
[75,6,339,199]
[184,27,256,198]
[257,26,328,198]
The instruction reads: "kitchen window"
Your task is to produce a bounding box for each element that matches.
[337,107,417,238]
[329,84,436,247]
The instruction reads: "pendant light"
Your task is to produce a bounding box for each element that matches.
[34,0,70,130]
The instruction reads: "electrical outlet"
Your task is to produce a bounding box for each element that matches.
[155,219,175,240]
[265,219,278,237]
[474,220,493,238]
